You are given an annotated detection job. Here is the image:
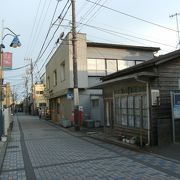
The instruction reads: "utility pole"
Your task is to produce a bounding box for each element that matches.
[170,13,180,49]
[12,85,16,114]
[0,20,4,137]
[25,76,29,113]
[25,58,34,115]
[71,0,80,131]
[30,59,34,115]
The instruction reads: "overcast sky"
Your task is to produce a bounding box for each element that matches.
[1,0,180,101]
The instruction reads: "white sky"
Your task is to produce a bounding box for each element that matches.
[0,0,180,101]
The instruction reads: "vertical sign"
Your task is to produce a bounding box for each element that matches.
[173,93,180,119]
[2,52,12,70]
[171,91,180,143]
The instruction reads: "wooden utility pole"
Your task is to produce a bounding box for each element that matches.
[25,76,29,113]
[25,58,34,115]
[30,59,34,115]
[170,13,180,48]
[71,0,80,130]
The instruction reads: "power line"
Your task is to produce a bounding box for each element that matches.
[28,0,52,57]
[35,45,56,78]
[86,0,177,33]
[64,19,175,48]
[32,0,61,66]
[33,0,71,69]
[25,0,42,57]
[78,0,102,26]
[4,64,30,71]
[83,23,175,48]
[78,0,108,31]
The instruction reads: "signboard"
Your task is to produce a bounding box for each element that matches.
[173,93,180,119]
[2,52,12,70]
[171,91,180,143]
[67,91,73,99]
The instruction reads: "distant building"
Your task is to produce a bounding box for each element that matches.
[2,82,13,109]
[93,49,180,146]
[28,83,47,115]
[46,32,159,125]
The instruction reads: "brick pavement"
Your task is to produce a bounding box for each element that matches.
[0,113,180,180]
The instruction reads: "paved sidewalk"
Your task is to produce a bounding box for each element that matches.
[0,141,7,172]
[0,113,180,180]
[55,120,180,162]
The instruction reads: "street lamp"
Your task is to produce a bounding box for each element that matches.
[0,24,21,137]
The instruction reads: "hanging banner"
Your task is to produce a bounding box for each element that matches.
[2,52,12,70]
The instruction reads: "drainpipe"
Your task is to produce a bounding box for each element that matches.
[135,77,151,146]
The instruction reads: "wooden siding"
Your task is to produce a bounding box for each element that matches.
[151,57,180,145]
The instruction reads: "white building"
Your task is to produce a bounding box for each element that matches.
[46,32,159,125]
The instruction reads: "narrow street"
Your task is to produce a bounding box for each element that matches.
[0,113,180,180]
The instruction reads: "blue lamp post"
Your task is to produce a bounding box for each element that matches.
[0,24,21,138]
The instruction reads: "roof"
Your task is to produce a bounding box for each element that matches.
[87,42,160,52]
[90,72,158,89]
[102,49,180,81]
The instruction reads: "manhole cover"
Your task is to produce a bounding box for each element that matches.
[7,145,19,149]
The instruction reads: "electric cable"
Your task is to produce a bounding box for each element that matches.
[25,0,42,57]
[85,0,177,32]
[28,0,52,57]
[33,3,71,69]
[63,19,176,48]
[33,0,71,69]
[33,0,61,64]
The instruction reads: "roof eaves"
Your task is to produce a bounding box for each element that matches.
[87,42,160,52]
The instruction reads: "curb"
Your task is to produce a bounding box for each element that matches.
[87,134,145,153]
[41,118,180,164]
[0,141,7,173]
[88,134,180,164]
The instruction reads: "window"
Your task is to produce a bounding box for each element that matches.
[88,58,144,76]
[134,96,141,128]
[53,70,57,86]
[106,59,117,75]
[118,60,135,71]
[47,76,50,90]
[36,91,44,95]
[114,89,147,129]
[87,58,105,76]
[121,96,128,125]
[60,62,65,81]
[128,96,134,127]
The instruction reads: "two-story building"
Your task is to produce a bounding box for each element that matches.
[46,32,159,125]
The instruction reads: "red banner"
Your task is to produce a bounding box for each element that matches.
[2,52,12,70]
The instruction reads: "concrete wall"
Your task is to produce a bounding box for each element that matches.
[46,33,88,97]
[87,47,154,60]
[46,34,71,94]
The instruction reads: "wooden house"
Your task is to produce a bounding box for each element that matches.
[93,49,180,146]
